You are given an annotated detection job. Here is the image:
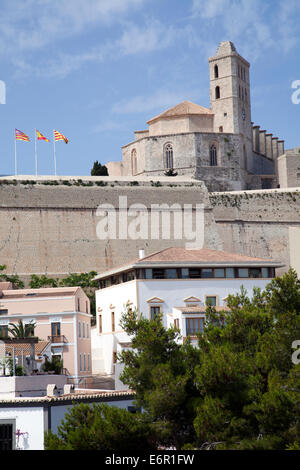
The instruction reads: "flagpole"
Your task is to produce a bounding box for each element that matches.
[35,129,38,176]
[53,130,57,176]
[14,130,17,176]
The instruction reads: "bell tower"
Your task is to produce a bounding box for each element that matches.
[209,41,252,169]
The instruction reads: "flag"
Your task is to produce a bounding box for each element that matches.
[54,130,69,144]
[36,130,50,142]
[15,129,30,142]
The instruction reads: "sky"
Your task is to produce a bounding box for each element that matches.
[0,0,300,176]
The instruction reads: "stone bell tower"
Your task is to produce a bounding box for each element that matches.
[208,41,253,170]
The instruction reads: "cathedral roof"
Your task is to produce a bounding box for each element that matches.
[147,100,213,124]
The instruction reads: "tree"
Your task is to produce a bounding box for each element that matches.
[7,320,36,338]
[90,160,108,176]
[119,268,300,450]
[0,264,24,288]
[44,402,155,451]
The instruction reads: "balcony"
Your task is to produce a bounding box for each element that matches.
[47,335,67,344]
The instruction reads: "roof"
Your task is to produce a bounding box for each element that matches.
[4,340,50,356]
[147,101,213,124]
[94,247,283,280]
[0,389,135,405]
[1,286,81,299]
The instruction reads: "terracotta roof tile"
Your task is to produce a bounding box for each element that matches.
[147,101,213,124]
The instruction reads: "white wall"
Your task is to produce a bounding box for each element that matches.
[0,406,44,450]
[137,278,271,327]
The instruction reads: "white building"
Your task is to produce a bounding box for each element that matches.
[92,247,283,376]
[0,388,134,450]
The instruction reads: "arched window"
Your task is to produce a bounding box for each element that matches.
[209,144,218,166]
[131,149,137,175]
[165,143,173,169]
[215,86,220,99]
[214,64,219,78]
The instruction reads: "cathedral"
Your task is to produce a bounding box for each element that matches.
[106,41,291,192]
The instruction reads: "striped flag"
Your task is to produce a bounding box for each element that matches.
[36,130,50,142]
[54,130,69,144]
[15,129,30,142]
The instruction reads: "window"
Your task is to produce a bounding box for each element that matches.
[189,268,201,278]
[78,321,81,338]
[25,323,35,337]
[219,126,223,132]
[214,64,219,78]
[79,354,82,371]
[206,296,217,307]
[226,267,235,278]
[82,322,85,338]
[131,149,137,176]
[86,301,88,313]
[113,352,117,364]
[262,267,269,278]
[99,315,102,334]
[0,309,8,315]
[249,268,261,278]
[0,421,15,450]
[174,319,180,329]
[0,325,8,338]
[77,298,80,311]
[209,144,218,166]
[150,306,160,320]
[88,354,90,371]
[215,268,225,278]
[165,269,177,279]
[165,143,174,169]
[186,318,204,336]
[145,269,153,279]
[111,312,115,332]
[238,268,249,278]
[202,268,213,278]
[215,86,220,99]
[51,322,61,337]
[152,268,164,279]
[86,322,89,338]
[83,354,86,371]
[181,268,189,279]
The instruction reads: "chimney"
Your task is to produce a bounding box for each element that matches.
[47,384,58,397]
[64,384,75,395]
[139,249,145,259]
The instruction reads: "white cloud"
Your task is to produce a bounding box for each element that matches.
[191,0,300,60]
[111,88,201,115]
[0,0,146,55]
[16,19,180,79]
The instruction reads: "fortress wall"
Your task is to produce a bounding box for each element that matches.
[210,188,300,275]
[0,180,299,279]
[0,180,221,278]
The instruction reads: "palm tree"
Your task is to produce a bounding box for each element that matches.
[7,320,36,338]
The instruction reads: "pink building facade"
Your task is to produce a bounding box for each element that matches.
[0,285,92,384]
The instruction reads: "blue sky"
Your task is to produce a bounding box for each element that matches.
[0,0,300,176]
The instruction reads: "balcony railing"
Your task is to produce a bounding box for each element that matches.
[47,335,67,344]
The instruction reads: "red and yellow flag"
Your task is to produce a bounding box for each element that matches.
[54,130,69,144]
[15,129,30,142]
[36,130,50,142]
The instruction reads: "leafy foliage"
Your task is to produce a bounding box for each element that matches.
[119,268,300,450]
[44,402,155,451]
[90,160,108,176]
[7,320,36,338]
[0,264,24,288]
